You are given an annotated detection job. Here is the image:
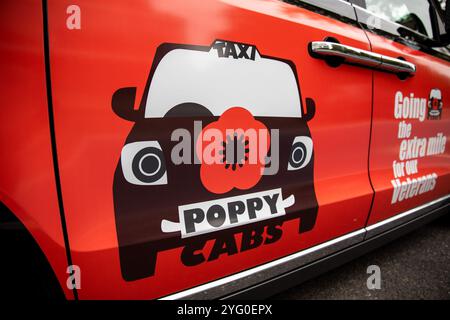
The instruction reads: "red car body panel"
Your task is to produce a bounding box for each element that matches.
[367,33,450,225]
[0,0,73,299]
[45,0,373,299]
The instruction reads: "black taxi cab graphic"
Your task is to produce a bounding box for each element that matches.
[112,40,318,281]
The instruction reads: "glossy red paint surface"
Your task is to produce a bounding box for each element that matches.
[46,0,373,299]
[366,32,450,225]
[0,0,73,299]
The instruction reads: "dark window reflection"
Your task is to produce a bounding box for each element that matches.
[365,0,433,37]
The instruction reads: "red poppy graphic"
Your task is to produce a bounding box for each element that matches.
[196,107,270,194]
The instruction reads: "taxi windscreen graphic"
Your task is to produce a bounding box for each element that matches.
[112,40,319,281]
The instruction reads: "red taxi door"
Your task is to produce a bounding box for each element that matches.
[47,0,374,299]
[352,0,450,234]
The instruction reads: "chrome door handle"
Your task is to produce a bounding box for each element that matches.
[309,41,416,75]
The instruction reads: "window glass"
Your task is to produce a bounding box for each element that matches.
[365,0,434,37]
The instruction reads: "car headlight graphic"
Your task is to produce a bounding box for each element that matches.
[288,136,313,171]
[121,141,168,185]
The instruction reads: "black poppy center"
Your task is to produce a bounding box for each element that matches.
[220,133,250,171]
